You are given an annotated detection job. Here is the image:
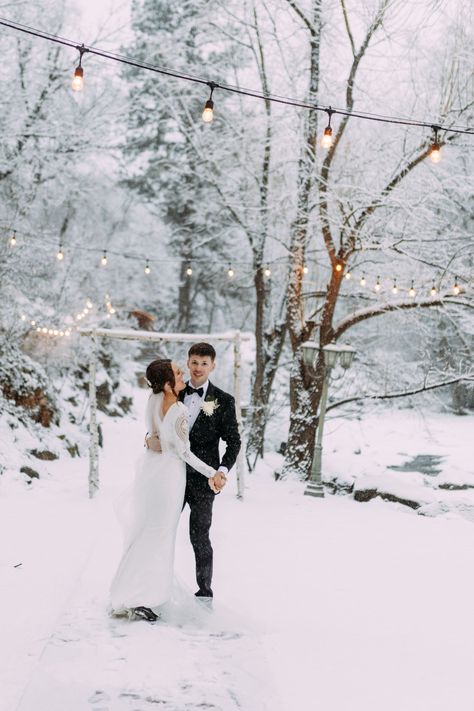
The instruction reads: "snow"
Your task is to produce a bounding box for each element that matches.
[1,396,474,710]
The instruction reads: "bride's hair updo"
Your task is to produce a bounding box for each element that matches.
[145,359,176,395]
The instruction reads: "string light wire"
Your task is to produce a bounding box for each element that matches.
[0,18,472,138]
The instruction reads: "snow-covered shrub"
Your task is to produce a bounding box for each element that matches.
[0,338,59,427]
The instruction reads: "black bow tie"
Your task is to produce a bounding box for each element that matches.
[186,384,204,397]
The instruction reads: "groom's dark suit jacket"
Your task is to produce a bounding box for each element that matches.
[179,381,241,489]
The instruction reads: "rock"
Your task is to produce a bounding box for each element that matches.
[29,449,58,461]
[354,487,421,509]
[21,466,40,480]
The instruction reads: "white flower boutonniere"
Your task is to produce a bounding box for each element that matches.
[201,399,219,417]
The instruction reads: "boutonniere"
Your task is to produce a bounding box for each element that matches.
[201,399,219,417]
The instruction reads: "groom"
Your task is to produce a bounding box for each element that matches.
[148,342,241,599]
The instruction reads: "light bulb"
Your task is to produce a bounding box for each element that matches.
[36,327,41,332]
[10,232,16,246]
[360,275,366,287]
[86,300,93,309]
[302,265,309,275]
[228,267,234,278]
[345,271,352,280]
[430,142,441,163]
[321,126,333,149]
[430,282,437,297]
[186,266,193,276]
[335,262,343,272]
[453,279,460,295]
[392,281,398,295]
[31,320,36,326]
[57,247,64,261]
[109,307,116,314]
[202,99,214,123]
[409,281,416,297]
[42,327,48,334]
[264,267,271,277]
[71,66,84,92]
[101,251,107,266]
[374,277,381,292]
[20,314,26,321]
[144,261,151,275]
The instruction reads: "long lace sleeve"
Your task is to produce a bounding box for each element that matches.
[173,408,215,478]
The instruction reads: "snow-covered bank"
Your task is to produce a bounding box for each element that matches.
[1,402,474,710]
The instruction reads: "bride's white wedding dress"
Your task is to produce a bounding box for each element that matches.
[110,392,214,614]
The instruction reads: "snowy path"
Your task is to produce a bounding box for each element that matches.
[2,405,474,710]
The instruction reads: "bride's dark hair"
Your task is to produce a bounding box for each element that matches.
[145,359,177,396]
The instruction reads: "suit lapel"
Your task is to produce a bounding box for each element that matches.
[191,381,216,432]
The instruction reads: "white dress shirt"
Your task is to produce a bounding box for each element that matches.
[183,380,228,475]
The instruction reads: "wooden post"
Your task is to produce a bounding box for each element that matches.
[88,333,99,498]
[233,330,245,499]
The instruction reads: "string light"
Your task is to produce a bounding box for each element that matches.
[409,280,416,297]
[430,281,437,297]
[321,107,334,149]
[71,44,87,91]
[391,279,398,295]
[202,82,216,123]
[360,275,366,287]
[0,18,472,145]
[335,260,343,273]
[453,277,460,295]
[186,265,193,276]
[101,250,108,266]
[429,126,441,163]
[56,244,64,261]
[264,266,272,277]
[374,276,381,292]
[302,265,309,275]
[9,231,17,246]
[144,260,151,275]
[227,266,234,278]
[345,270,352,280]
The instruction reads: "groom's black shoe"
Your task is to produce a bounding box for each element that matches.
[195,590,213,599]
[131,606,160,622]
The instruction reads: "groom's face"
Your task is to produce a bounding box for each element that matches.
[187,355,215,387]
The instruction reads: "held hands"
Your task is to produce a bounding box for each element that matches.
[208,471,227,493]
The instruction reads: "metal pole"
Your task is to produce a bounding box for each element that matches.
[88,333,99,498]
[304,367,330,497]
[233,331,245,500]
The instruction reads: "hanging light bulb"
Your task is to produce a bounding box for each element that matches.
[335,260,343,273]
[374,276,381,292]
[101,250,108,266]
[86,300,93,309]
[202,82,216,123]
[430,281,437,297]
[264,266,272,277]
[345,270,352,280]
[56,244,64,261]
[186,265,193,276]
[10,231,17,246]
[429,126,441,163]
[452,277,460,295]
[71,44,87,92]
[409,280,416,297]
[321,107,334,149]
[391,279,398,295]
[302,265,309,275]
[360,275,366,287]
[20,314,26,321]
[227,266,234,278]
[31,320,36,326]
[144,260,151,275]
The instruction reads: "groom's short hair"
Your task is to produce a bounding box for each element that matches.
[188,342,216,361]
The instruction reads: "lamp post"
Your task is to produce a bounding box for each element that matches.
[301,341,356,497]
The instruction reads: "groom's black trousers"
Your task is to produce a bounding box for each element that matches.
[183,476,215,597]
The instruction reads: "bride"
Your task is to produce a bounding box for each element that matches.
[110,358,219,622]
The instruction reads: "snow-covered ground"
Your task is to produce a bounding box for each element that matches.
[1,395,474,711]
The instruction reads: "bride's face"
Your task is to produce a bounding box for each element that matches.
[171,363,186,392]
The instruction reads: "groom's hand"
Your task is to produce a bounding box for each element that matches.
[146,434,162,453]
